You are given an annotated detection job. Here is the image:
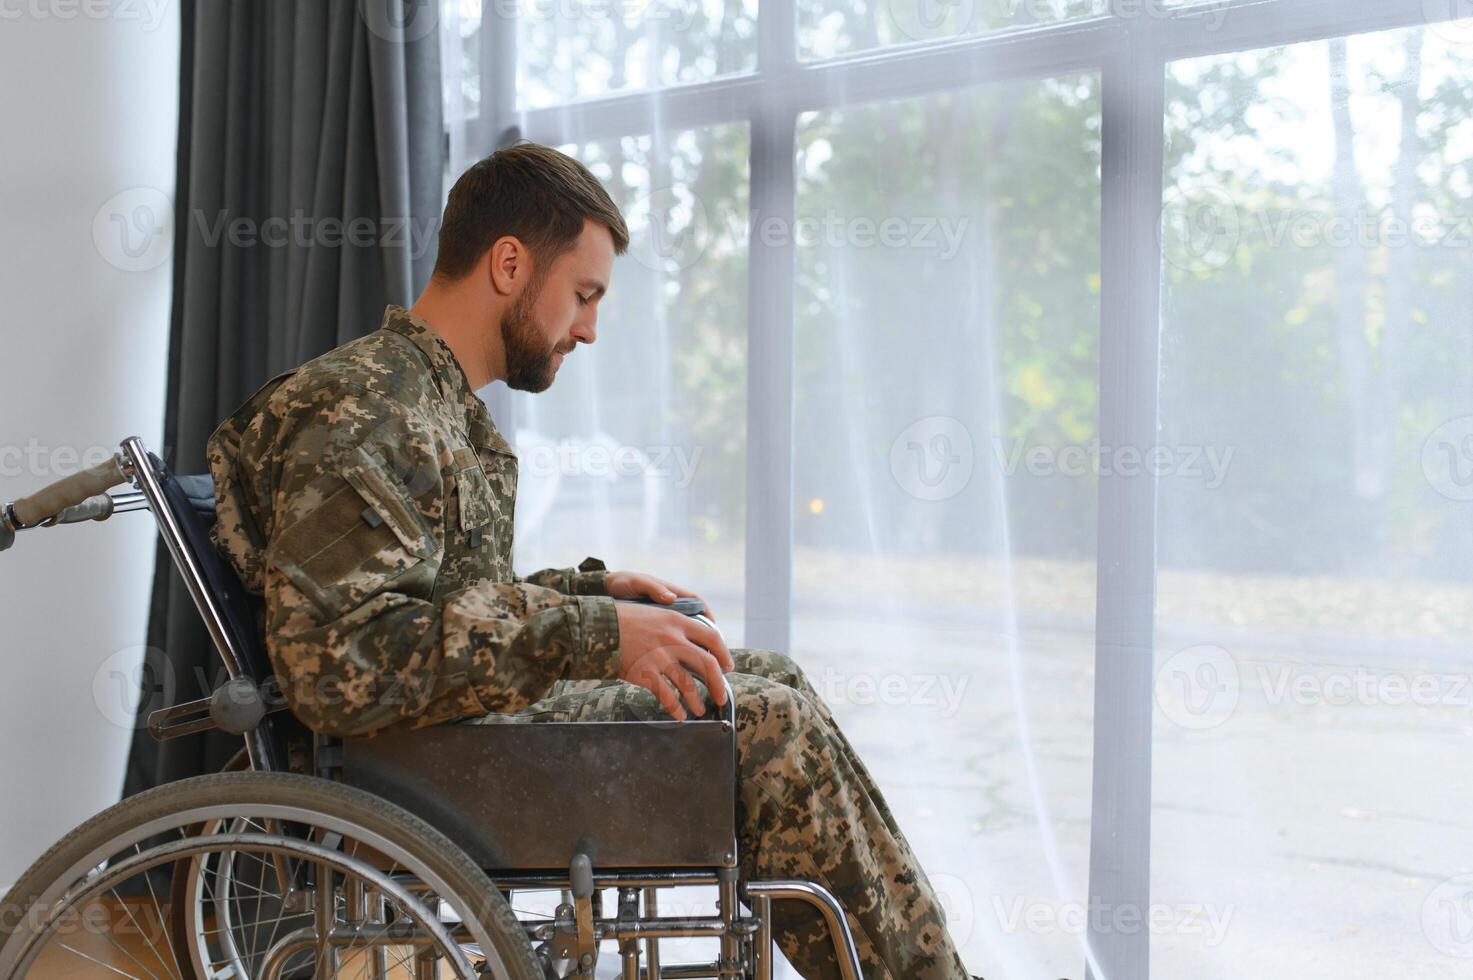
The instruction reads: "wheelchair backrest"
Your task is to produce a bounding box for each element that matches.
[141,450,296,769]
[146,453,275,681]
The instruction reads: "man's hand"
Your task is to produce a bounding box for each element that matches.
[615,602,735,721]
[606,571,716,620]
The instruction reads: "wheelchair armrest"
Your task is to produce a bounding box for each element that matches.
[342,715,738,873]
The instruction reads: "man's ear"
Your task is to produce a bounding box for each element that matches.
[487,236,528,297]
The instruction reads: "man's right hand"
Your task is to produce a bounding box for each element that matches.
[615,603,735,721]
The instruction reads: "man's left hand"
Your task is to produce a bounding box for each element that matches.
[605,571,716,620]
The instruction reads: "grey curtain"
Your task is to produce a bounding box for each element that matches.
[125,0,445,795]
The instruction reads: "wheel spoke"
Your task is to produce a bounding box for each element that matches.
[53,940,154,980]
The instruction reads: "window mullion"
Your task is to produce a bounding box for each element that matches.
[742,103,799,652]
[758,0,797,77]
[1084,28,1166,980]
[479,0,519,146]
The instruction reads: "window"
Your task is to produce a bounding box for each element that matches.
[445,2,1473,975]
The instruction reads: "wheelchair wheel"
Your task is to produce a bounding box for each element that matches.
[0,771,543,979]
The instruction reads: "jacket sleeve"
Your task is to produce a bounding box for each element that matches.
[255,386,622,738]
[515,557,611,596]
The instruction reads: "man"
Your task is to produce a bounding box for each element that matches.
[208,142,974,979]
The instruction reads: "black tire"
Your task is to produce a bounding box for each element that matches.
[0,771,543,979]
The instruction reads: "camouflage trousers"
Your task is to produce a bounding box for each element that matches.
[461,648,970,980]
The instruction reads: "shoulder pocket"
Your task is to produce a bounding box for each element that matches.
[342,444,437,559]
[268,446,437,613]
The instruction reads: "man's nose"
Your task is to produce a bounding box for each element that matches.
[571,313,597,345]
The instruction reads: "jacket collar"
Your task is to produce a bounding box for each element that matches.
[379,305,516,457]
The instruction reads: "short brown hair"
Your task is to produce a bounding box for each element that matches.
[432,142,630,281]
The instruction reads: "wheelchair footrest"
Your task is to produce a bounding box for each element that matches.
[341,719,737,873]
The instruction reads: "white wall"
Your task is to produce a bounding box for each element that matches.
[0,2,179,886]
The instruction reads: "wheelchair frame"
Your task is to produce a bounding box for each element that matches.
[1,436,867,980]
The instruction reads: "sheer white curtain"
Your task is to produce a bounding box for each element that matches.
[1152,23,1473,979]
[439,1,1473,977]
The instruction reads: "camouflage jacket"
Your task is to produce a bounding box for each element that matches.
[206,305,621,738]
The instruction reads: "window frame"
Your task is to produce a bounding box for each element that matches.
[458,2,1462,975]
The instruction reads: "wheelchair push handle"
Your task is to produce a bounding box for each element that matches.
[2,451,132,551]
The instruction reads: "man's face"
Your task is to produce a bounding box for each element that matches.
[501,219,615,393]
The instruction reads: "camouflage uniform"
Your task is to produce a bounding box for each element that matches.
[208,305,970,980]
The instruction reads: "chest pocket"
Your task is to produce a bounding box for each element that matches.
[452,446,496,532]
[270,444,437,614]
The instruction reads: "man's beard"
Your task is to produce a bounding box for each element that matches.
[501,274,564,393]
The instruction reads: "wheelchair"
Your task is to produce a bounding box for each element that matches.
[0,436,867,979]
